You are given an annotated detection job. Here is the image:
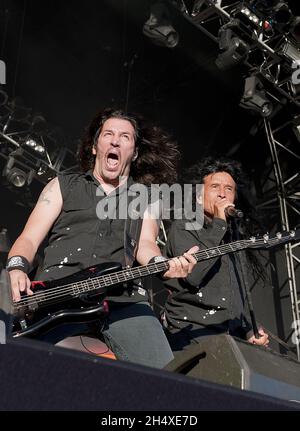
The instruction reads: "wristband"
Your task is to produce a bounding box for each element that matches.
[148,255,168,265]
[6,256,30,273]
[148,255,168,279]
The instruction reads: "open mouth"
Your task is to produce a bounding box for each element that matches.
[106,152,120,170]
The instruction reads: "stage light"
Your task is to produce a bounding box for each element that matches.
[241,8,259,24]
[250,0,292,28]
[272,1,292,25]
[35,145,45,153]
[24,138,45,154]
[239,5,261,26]
[279,40,300,64]
[3,155,34,188]
[25,139,37,148]
[240,75,273,117]
[215,24,249,71]
[233,3,275,37]
[6,167,27,188]
[143,2,179,48]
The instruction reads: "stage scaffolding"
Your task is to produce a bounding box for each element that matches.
[156,0,300,356]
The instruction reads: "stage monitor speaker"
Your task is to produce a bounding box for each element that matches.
[165,334,300,403]
[0,336,299,410]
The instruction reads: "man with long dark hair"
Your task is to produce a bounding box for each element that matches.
[6,108,198,368]
[163,157,269,353]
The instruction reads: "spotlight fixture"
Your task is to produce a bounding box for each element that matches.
[280,40,300,65]
[215,23,249,71]
[3,155,34,188]
[143,2,179,48]
[233,3,275,37]
[237,4,261,27]
[6,167,27,188]
[24,138,45,154]
[250,0,292,29]
[240,75,273,117]
[272,1,292,26]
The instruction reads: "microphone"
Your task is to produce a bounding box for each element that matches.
[224,206,244,218]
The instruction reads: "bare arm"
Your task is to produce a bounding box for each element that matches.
[136,218,161,266]
[8,177,63,301]
[136,217,198,279]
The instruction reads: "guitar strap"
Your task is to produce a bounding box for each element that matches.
[124,217,143,268]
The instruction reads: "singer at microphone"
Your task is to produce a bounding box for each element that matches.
[224,206,244,218]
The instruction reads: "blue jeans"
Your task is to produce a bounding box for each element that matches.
[102,302,174,369]
[37,301,174,369]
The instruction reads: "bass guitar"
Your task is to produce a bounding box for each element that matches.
[12,229,299,338]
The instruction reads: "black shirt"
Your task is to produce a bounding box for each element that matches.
[164,217,252,338]
[36,171,148,303]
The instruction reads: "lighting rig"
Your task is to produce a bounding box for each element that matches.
[144,1,300,357]
[0,92,78,194]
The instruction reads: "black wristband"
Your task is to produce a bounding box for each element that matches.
[6,256,30,273]
[148,255,168,279]
[148,255,168,265]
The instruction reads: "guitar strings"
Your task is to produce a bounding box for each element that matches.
[14,239,267,309]
[14,238,274,310]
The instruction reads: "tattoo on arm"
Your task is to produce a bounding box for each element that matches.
[38,182,54,205]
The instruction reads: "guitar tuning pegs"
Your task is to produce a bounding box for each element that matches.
[263,234,269,242]
[276,232,282,239]
[250,236,256,242]
[290,230,295,237]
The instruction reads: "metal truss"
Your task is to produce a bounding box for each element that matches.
[165,0,300,354]
[0,97,78,191]
[256,117,300,358]
[169,0,300,107]
[0,132,77,185]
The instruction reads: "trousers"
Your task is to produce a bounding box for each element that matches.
[37,301,174,369]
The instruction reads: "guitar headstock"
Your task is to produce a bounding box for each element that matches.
[248,228,300,249]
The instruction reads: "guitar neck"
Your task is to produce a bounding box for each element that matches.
[85,239,251,290]
[14,230,296,310]
[193,239,249,263]
[79,231,296,292]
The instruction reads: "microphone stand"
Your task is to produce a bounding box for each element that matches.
[232,218,260,340]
